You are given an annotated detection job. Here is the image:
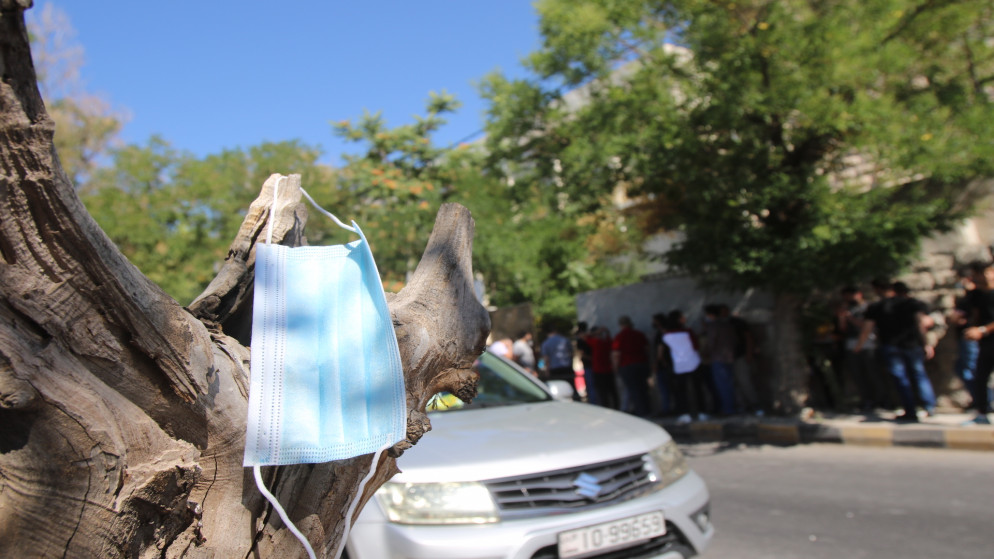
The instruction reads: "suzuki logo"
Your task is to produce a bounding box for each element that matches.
[573,472,604,500]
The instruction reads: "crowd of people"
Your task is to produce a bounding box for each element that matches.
[819,267,994,424]
[488,304,764,423]
[836,279,938,422]
[486,262,994,425]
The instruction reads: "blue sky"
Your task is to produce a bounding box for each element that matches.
[48,1,541,165]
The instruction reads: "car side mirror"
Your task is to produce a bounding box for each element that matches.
[546,380,575,401]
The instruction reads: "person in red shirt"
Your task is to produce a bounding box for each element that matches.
[588,326,618,409]
[612,316,651,416]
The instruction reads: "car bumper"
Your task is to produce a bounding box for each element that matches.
[346,469,714,559]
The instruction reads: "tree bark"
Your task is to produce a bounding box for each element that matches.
[768,292,809,415]
[0,4,490,557]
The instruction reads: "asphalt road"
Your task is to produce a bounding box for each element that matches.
[684,442,994,559]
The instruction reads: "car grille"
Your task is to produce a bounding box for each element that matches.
[485,454,658,518]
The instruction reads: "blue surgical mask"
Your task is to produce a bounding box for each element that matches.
[244,176,407,559]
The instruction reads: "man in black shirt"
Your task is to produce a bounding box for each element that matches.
[856,281,936,421]
[961,261,994,424]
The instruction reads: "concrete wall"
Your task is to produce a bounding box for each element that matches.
[576,276,775,336]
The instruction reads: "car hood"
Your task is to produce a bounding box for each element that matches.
[392,401,671,483]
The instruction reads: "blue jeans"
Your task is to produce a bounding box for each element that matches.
[709,361,737,415]
[583,367,599,405]
[955,338,990,408]
[972,337,994,413]
[880,344,936,415]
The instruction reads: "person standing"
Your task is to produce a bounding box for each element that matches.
[867,277,900,409]
[837,286,885,412]
[662,310,708,423]
[856,281,937,422]
[487,337,513,360]
[703,305,738,416]
[541,325,576,395]
[723,304,761,415]
[612,316,652,417]
[512,331,536,376]
[589,326,619,409]
[961,261,994,424]
[950,271,982,411]
[650,313,673,416]
[575,322,597,405]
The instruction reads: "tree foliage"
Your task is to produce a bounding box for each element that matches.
[456,170,639,323]
[328,92,466,289]
[81,138,332,304]
[331,93,639,325]
[481,0,994,295]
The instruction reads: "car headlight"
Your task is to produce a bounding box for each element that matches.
[645,440,689,488]
[375,481,499,525]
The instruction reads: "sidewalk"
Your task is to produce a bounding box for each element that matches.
[655,409,994,451]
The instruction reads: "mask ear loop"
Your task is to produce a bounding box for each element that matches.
[253,466,318,559]
[301,187,357,233]
[256,173,318,559]
[334,442,393,559]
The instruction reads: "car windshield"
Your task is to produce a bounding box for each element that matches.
[427,352,551,412]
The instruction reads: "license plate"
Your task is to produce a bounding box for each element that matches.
[558,511,666,559]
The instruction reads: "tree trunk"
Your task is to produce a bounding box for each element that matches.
[768,292,810,415]
[0,4,490,557]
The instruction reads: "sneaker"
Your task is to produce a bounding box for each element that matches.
[697,413,711,421]
[962,415,991,426]
[754,410,765,418]
[894,412,918,423]
[676,414,692,424]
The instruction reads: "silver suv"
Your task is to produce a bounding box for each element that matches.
[346,352,713,559]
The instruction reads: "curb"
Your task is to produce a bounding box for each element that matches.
[657,418,994,451]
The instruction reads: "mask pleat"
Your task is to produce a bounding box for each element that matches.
[337,241,369,449]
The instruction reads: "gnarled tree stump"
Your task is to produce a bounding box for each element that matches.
[0,3,490,557]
